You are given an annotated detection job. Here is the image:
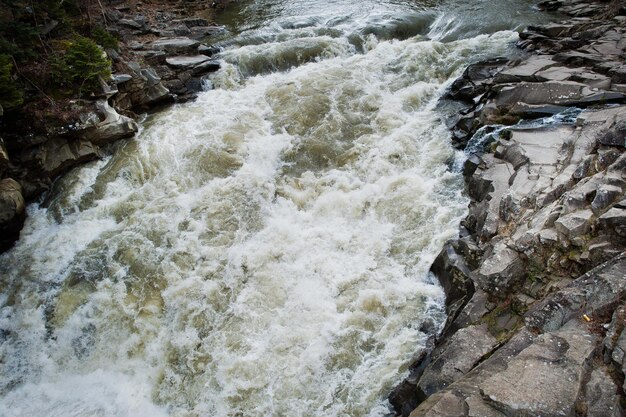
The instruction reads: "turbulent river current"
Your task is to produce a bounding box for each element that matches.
[0,1,551,416]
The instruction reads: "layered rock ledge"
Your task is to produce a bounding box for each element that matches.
[392,1,626,416]
[0,0,229,251]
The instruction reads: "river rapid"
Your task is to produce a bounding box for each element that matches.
[0,1,551,416]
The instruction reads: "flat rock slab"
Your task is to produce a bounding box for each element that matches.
[418,324,498,396]
[149,37,200,52]
[166,55,211,69]
[495,56,558,83]
[481,321,597,417]
[526,255,626,333]
[495,81,626,108]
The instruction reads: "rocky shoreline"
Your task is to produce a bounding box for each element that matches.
[391,1,626,416]
[0,0,229,251]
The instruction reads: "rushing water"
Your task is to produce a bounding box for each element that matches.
[0,1,551,416]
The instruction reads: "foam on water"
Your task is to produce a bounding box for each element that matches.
[0,7,526,417]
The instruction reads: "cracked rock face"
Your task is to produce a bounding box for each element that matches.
[481,321,597,417]
[395,1,626,416]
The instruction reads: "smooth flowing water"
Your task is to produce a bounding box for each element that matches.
[0,1,551,416]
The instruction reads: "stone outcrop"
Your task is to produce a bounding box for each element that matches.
[392,1,626,416]
[0,0,227,251]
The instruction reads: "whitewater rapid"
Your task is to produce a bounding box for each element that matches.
[0,1,548,415]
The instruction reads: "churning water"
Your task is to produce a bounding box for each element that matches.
[0,1,551,416]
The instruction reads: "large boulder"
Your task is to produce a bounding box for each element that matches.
[0,178,26,252]
[81,100,138,146]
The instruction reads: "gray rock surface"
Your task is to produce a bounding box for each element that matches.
[0,178,25,251]
[149,37,200,52]
[398,2,626,416]
[418,324,498,396]
[481,321,597,417]
[165,55,211,69]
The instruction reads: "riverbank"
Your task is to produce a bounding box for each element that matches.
[392,0,626,415]
[0,0,230,251]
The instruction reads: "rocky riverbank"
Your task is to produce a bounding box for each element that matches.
[0,0,230,251]
[391,1,626,416]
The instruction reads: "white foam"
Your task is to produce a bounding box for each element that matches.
[0,12,521,417]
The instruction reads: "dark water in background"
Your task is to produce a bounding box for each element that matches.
[0,2,553,416]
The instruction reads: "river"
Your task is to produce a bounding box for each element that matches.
[0,1,551,416]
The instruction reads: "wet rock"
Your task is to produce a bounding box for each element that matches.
[198,44,221,56]
[445,58,509,103]
[495,81,626,109]
[0,178,26,251]
[481,321,597,417]
[20,137,99,179]
[192,60,221,76]
[430,242,475,318]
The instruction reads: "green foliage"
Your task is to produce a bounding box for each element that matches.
[53,36,111,95]
[0,0,81,62]
[91,26,119,50]
[0,54,23,108]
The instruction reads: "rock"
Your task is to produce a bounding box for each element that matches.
[476,243,525,296]
[82,100,138,146]
[417,324,498,396]
[165,55,211,69]
[112,74,133,84]
[526,255,626,333]
[198,44,221,56]
[430,242,475,318]
[495,81,626,109]
[584,367,624,417]
[173,25,192,36]
[0,178,26,252]
[591,185,623,214]
[0,138,9,175]
[119,18,143,29]
[445,58,509,102]
[192,60,221,75]
[410,392,468,417]
[598,119,626,147]
[597,207,626,236]
[180,18,209,28]
[554,209,593,240]
[21,137,99,179]
[148,37,200,52]
[480,321,597,417]
[494,56,558,83]
[462,155,482,177]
